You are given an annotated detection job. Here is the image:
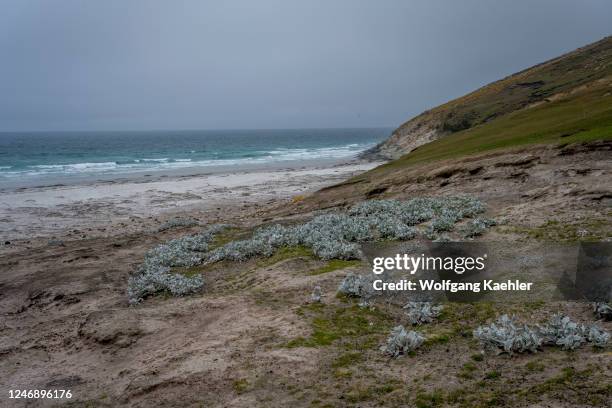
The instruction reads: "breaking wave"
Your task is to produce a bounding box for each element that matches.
[0,142,373,179]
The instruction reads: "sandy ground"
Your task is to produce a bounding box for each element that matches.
[0,145,610,407]
[0,161,380,243]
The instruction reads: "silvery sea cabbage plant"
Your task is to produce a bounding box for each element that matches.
[474,314,610,353]
[127,224,228,304]
[129,197,492,303]
[461,218,497,238]
[594,302,612,321]
[473,315,542,354]
[403,302,444,325]
[381,325,425,357]
[537,314,610,350]
[337,273,368,297]
[311,285,322,303]
[191,197,489,266]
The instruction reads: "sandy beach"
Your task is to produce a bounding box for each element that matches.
[0,160,381,243]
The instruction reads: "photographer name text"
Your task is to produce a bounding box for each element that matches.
[372,279,533,292]
[371,254,533,292]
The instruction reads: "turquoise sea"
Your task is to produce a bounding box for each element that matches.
[0,128,390,186]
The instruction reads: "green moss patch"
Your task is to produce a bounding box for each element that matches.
[286,303,392,348]
[331,352,363,368]
[522,366,611,405]
[415,389,445,408]
[499,216,612,242]
[308,259,362,275]
[209,227,248,249]
[345,381,400,403]
[232,378,250,394]
[256,245,314,268]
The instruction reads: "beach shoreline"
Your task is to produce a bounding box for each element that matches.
[0,155,377,191]
[0,158,382,243]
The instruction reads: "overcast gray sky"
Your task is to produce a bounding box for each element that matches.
[0,0,610,131]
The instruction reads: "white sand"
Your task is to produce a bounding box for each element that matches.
[0,161,380,241]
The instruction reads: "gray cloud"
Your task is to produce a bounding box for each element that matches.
[0,0,610,131]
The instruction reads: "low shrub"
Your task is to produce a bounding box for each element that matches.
[586,325,611,347]
[337,273,368,297]
[537,314,610,350]
[188,197,487,266]
[461,218,497,238]
[130,196,490,303]
[143,224,228,268]
[127,224,227,304]
[594,302,612,320]
[381,325,425,357]
[127,265,204,305]
[404,302,443,325]
[311,285,322,303]
[473,315,542,354]
[431,212,458,232]
[474,314,610,353]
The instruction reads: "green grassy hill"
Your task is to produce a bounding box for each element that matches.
[376,74,611,173]
[365,36,612,161]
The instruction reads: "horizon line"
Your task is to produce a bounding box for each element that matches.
[0,125,395,134]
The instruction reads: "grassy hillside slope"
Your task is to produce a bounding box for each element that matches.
[374,75,612,173]
[365,36,612,160]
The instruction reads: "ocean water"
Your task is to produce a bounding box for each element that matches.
[0,128,389,186]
